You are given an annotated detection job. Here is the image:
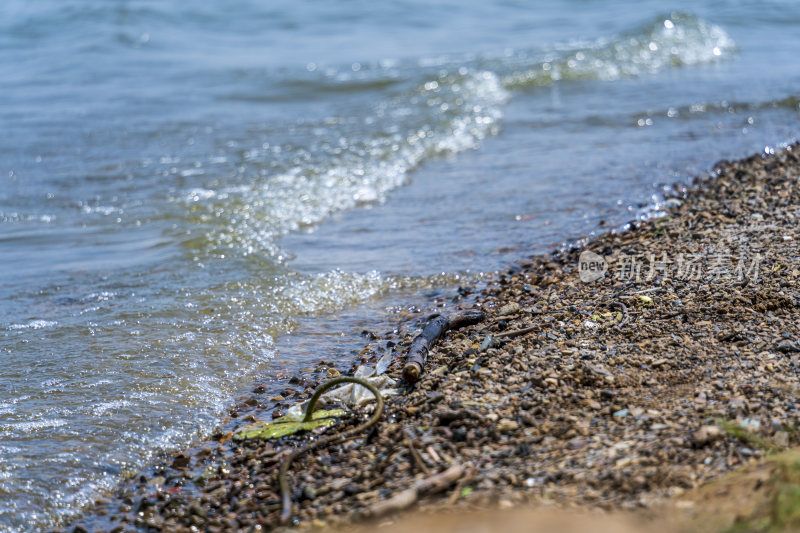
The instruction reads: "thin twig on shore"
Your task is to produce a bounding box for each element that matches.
[404,428,431,475]
[493,324,538,339]
[366,463,465,518]
[448,464,476,504]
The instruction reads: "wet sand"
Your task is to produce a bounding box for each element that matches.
[66,143,800,532]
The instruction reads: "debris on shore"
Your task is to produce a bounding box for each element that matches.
[66,144,800,532]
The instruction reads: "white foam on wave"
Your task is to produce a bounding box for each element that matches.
[90,400,132,416]
[238,268,480,320]
[502,13,736,88]
[8,320,58,331]
[181,68,509,258]
[5,418,67,433]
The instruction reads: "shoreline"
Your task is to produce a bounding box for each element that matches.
[66,143,800,532]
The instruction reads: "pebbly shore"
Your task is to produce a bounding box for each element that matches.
[66,143,800,532]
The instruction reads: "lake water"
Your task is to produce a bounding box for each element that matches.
[1,1,798,530]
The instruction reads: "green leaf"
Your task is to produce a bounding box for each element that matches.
[233,409,347,440]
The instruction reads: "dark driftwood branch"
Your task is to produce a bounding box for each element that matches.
[402,310,484,383]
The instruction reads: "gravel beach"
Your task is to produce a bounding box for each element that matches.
[67,143,800,532]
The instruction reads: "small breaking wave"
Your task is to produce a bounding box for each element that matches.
[176,13,735,265]
[501,13,735,88]
[180,68,508,258]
